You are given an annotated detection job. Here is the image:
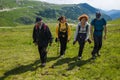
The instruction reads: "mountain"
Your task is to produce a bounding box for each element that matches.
[105,10,120,20]
[0,0,112,26]
[60,3,111,20]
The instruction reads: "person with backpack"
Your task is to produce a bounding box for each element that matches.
[33,17,53,67]
[90,11,107,59]
[73,14,91,60]
[55,16,71,58]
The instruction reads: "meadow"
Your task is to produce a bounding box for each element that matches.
[0,20,120,80]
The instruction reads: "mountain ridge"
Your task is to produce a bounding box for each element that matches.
[0,0,112,26]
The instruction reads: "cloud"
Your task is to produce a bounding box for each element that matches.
[38,0,120,10]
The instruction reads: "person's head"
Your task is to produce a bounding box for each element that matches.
[78,14,89,24]
[58,16,66,23]
[35,17,42,25]
[96,11,101,19]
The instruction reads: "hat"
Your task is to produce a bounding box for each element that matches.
[78,14,89,21]
[35,17,42,23]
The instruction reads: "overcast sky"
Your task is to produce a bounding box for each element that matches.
[37,0,120,10]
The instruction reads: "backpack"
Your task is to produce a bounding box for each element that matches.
[58,23,68,38]
[76,24,89,40]
[35,23,47,31]
[78,24,89,33]
[35,23,48,39]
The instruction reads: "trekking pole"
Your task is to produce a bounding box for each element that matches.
[47,45,50,54]
[57,41,60,55]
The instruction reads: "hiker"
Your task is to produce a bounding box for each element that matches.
[55,16,71,58]
[73,14,91,60]
[32,17,53,67]
[90,11,107,59]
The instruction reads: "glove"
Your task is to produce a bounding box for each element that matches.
[87,39,92,44]
[55,38,59,42]
[49,42,52,46]
[73,41,76,45]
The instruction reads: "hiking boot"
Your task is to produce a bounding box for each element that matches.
[91,55,96,60]
[78,56,82,60]
[97,52,101,56]
[58,55,64,59]
[41,63,46,67]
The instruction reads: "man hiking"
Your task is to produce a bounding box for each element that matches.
[73,14,91,60]
[90,11,107,59]
[55,16,71,58]
[33,17,53,67]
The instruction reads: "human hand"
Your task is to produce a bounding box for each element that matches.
[73,41,76,45]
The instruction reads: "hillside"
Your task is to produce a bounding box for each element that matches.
[106,10,120,20]
[0,0,112,26]
[0,19,120,80]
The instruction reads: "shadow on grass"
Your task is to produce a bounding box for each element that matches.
[67,58,92,71]
[51,57,77,68]
[51,57,92,70]
[0,56,58,80]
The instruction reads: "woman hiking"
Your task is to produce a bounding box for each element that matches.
[73,14,91,60]
[55,16,71,58]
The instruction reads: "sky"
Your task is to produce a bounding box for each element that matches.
[37,0,120,10]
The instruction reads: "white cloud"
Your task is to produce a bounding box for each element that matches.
[38,0,120,10]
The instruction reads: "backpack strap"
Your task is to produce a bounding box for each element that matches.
[65,23,68,32]
[93,18,97,24]
[39,23,47,31]
[43,23,47,30]
[78,24,81,33]
[78,24,88,33]
[86,25,89,32]
[58,23,68,33]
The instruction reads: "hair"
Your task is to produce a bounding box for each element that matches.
[57,16,66,22]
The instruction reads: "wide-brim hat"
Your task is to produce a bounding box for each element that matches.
[78,14,89,21]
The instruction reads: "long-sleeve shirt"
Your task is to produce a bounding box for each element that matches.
[56,22,71,40]
[74,22,90,41]
[33,23,53,47]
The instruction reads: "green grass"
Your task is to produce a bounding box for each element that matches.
[0,21,120,80]
[108,18,120,24]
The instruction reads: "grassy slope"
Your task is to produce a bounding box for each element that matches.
[0,20,120,80]
[0,0,57,26]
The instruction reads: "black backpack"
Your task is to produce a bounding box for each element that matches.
[78,24,89,33]
[76,24,89,40]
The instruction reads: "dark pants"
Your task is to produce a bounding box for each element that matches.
[38,45,47,63]
[92,35,102,56]
[77,33,86,57]
[59,37,67,55]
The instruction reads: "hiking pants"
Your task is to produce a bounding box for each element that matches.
[92,35,102,56]
[77,33,86,57]
[59,36,67,55]
[38,45,47,63]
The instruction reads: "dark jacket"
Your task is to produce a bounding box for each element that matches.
[33,23,53,47]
